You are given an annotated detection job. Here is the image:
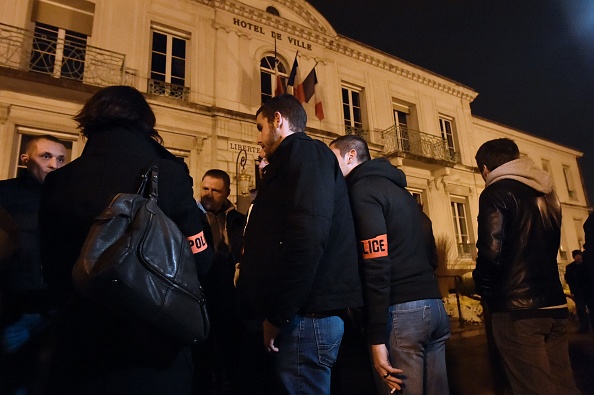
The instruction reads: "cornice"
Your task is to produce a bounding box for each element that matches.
[200,0,478,101]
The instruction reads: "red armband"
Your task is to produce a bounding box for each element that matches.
[187,231,208,254]
[360,234,388,259]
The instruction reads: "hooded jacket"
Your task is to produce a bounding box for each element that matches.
[345,158,441,344]
[473,157,566,312]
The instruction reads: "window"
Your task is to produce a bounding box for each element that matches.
[393,103,410,151]
[563,165,576,199]
[266,6,280,16]
[260,55,287,104]
[342,85,365,138]
[29,22,87,81]
[450,198,473,258]
[14,129,74,177]
[439,116,457,161]
[149,28,189,100]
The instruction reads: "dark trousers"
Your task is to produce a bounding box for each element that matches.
[573,293,591,332]
[491,312,580,395]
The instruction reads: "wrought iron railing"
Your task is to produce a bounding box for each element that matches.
[381,124,459,163]
[147,79,190,101]
[345,125,369,141]
[0,22,126,87]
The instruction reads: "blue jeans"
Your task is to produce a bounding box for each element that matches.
[377,299,450,395]
[273,315,344,395]
[491,312,580,395]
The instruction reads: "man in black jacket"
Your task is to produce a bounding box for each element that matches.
[473,138,579,395]
[0,135,66,394]
[330,135,448,395]
[565,250,593,333]
[194,169,245,395]
[238,94,362,395]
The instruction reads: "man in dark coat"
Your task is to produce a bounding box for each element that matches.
[194,169,245,395]
[0,134,66,395]
[238,94,363,394]
[565,250,593,333]
[330,135,448,395]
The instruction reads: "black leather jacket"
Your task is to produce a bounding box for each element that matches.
[473,178,566,311]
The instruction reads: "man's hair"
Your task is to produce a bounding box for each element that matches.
[74,85,162,144]
[329,134,371,163]
[572,249,582,258]
[256,94,307,133]
[475,138,520,172]
[24,134,64,155]
[202,169,231,194]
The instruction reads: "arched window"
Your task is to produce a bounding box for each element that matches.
[260,55,288,104]
[266,6,280,17]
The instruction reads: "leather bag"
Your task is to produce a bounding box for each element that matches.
[72,165,210,345]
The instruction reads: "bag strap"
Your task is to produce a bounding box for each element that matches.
[136,167,152,196]
[150,164,159,200]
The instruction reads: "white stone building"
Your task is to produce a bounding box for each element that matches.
[0,0,589,273]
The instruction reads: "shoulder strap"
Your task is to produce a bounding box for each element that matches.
[136,167,152,196]
[150,164,159,200]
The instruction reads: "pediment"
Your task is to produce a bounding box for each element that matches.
[211,0,337,36]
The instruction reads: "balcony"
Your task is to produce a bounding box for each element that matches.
[345,125,369,141]
[0,22,126,87]
[148,79,190,101]
[381,124,459,164]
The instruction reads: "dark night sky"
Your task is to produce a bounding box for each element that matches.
[307,0,594,204]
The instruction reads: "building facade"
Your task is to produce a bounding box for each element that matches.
[0,0,589,273]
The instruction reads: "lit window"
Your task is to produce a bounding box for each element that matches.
[149,28,189,100]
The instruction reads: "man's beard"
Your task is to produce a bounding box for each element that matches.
[263,126,283,157]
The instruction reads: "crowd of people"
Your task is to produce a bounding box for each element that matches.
[0,86,586,395]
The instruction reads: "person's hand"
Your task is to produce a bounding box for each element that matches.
[263,319,280,352]
[233,262,240,287]
[371,344,403,393]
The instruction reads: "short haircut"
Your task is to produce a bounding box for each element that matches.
[256,94,306,133]
[572,249,582,258]
[74,85,162,144]
[202,169,231,193]
[329,134,371,163]
[25,134,64,155]
[475,138,520,172]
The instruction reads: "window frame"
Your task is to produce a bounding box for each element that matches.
[29,22,88,81]
[450,196,473,259]
[259,54,288,104]
[438,115,457,159]
[563,165,576,199]
[149,25,190,99]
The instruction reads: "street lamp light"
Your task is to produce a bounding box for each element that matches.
[235,148,252,214]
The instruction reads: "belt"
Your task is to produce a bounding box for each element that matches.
[300,309,344,319]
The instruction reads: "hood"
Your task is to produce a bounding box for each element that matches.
[346,158,407,188]
[486,157,553,194]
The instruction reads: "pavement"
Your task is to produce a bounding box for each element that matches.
[446,318,594,395]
